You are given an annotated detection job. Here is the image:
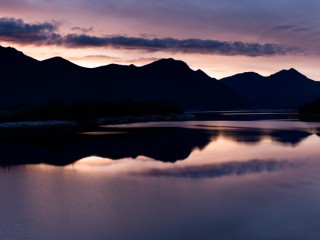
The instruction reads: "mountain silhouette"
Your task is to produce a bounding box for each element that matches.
[0,127,215,166]
[221,69,320,109]
[41,57,83,72]
[0,46,245,110]
[0,126,311,166]
[2,45,319,111]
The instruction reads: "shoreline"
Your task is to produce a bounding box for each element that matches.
[0,110,301,138]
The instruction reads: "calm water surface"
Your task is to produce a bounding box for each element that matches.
[1,120,320,240]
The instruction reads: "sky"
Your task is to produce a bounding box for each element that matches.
[0,0,319,79]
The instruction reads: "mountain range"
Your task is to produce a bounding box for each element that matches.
[1,45,319,111]
[0,46,243,110]
[221,69,320,109]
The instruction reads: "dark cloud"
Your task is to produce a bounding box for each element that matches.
[69,54,121,61]
[61,34,299,56]
[82,54,118,59]
[274,25,294,30]
[293,27,310,32]
[71,26,93,33]
[139,33,158,38]
[126,57,162,63]
[274,25,310,33]
[0,17,300,57]
[0,17,59,44]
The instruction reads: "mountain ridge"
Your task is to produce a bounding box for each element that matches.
[0,45,314,80]
[1,45,319,110]
[221,68,320,109]
[0,45,245,110]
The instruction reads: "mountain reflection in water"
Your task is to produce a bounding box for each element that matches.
[0,120,319,167]
[2,120,320,240]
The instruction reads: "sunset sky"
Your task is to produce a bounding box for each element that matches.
[0,0,319,79]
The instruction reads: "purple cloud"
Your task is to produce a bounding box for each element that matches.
[0,17,301,57]
[0,17,59,43]
[62,34,299,56]
[71,26,93,33]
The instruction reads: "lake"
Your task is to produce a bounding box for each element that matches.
[1,118,320,240]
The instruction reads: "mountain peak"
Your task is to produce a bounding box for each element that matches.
[43,56,71,64]
[235,71,263,78]
[221,72,264,83]
[0,45,38,66]
[271,68,306,79]
[42,56,81,69]
[286,68,302,75]
[146,58,191,70]
[0,45,16,51]
[0,45,25,56]
[288,68,298,72]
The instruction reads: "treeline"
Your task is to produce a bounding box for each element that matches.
[299,98,320,114]
[299,98,320,121]
[0,100,183,123]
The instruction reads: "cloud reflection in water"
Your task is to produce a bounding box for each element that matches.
[71,156,301,178]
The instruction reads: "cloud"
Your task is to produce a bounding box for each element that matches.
[61,35,300,56]
[0,17,60,44]
[70,55,161,64]
[274,25,310,33]
[274,25,294,30]
[69,54,121,61]
[71,26,93,33]
[293,27,310,32]
[125,57,162,63]
[0,17,301,57]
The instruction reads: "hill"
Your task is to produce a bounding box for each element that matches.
[221,68,320,109]
[298,98,320,121]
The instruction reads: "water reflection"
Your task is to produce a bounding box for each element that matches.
[212,127,310,146]
[0,120,320,166]
[0,127,213,165]
[72,156,301,178]
[2,120,320,240]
